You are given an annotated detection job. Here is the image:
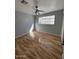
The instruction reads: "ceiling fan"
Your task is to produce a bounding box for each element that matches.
[20,0,45,15]
[33,0,45,15]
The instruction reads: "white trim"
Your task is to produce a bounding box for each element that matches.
[61,17,64,43]
[37,31,60,37]
[15,32,29,39]
[15,31,61,39]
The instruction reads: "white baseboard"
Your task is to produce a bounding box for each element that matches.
[15,32,29,39]
[37,31,61,37]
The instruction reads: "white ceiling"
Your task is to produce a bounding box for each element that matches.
[15,0,64,15]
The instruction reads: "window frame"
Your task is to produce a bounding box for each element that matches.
[38,15,55,25]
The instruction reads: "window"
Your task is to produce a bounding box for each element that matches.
[39,15,55,25]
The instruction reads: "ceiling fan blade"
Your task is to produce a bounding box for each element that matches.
[38,10,44,12]
[36,12,40,15]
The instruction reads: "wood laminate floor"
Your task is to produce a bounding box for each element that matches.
[15,31,63,59]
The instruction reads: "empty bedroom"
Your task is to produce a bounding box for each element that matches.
[15,0,64,59]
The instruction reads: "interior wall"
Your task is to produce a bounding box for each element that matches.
[36,9,64,36]
[15,11,34,37]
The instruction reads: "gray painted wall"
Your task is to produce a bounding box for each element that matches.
[15,11,34,37]
[36,10,63,36]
